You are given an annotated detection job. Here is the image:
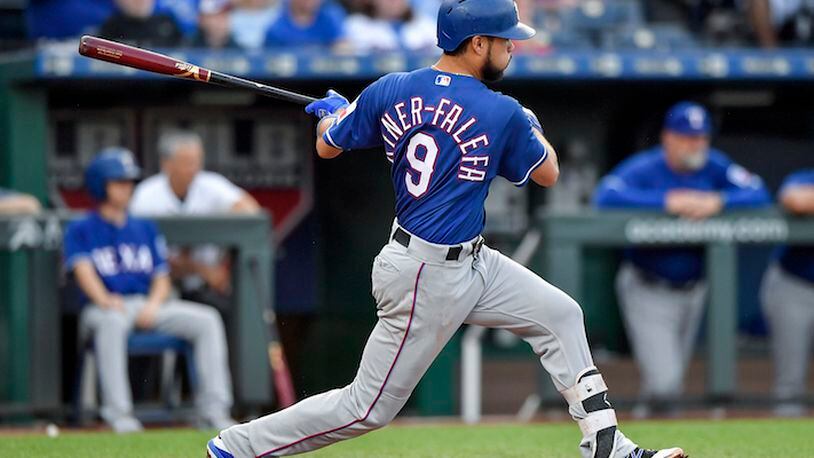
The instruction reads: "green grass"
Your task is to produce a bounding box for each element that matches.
[0,418,811,457]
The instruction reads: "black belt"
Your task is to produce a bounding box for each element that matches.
[635,268,699,291]
[393,227,476,261]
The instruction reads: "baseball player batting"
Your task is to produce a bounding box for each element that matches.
[208,0,686,457]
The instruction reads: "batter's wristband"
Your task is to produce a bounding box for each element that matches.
[317,114,339,136]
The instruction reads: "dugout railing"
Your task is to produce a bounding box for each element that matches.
[0,212,274,418]
[461,209,814,422]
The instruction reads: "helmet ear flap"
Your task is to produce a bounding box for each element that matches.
[85,160,111,202]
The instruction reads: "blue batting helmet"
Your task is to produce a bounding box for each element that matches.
[84,147,141,201]
[437,0,536,52]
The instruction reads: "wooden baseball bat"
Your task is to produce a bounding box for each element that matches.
[78,35,317,105]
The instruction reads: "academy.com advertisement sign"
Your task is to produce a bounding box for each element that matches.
[625,217,789,244]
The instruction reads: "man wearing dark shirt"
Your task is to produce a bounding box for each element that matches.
[189,0,239,49]
[100,0,182,47]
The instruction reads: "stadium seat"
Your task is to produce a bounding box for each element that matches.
[603,24,700,51]
[562,0,645,32]
[536,29,595,50]
[557,0,645,47]
[73,331,197,425]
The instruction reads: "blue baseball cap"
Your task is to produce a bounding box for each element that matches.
[663,101,711,136]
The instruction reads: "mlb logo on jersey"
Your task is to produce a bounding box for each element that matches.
[435,75,451,87]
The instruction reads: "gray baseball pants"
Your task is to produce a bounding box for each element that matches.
[80,295,233,424]
[615,263,706,401]
[761,263,814,403]
[221,223,636,457]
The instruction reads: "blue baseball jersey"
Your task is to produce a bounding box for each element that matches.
[63,212,169,304]
[156,0,200,37]
[776,170,814,283]
[265,1,346,47]
[323,67,548,244]
[593,147,771,283]
[26,0,115,39]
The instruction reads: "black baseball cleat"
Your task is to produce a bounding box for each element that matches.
[625,447,687,458]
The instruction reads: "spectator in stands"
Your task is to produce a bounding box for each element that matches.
[26,0,115,40]
[130,131,259,315]
[264,0,347,48]
[593,102,771,417]
[409,0,442,22]
[0,188,41,215]
[99,0,183,48]
[512,0,552,52]
[760,169,814,417]
[190,0,240,48]
[748,0,814,47]
[230,0,281,50]
[156,0,201,37]
[344,0,436,52]
[65,148,235,433]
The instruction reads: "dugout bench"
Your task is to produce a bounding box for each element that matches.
[538,209,814,400]
[0,212,274,417]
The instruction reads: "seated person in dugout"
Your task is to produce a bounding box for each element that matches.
[130,130,260,315]
[63,147,236,433]
[760,169,814,417]
[593,101,770,416]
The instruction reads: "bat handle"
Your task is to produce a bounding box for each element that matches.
[208,70,317,105]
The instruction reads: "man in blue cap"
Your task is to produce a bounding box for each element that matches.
[594,102,771,416]
[64,148,236,432]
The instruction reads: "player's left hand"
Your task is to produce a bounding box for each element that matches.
[135,303,161,329]
[306,90,349,119]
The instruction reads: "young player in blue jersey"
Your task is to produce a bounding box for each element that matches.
[208,0,685,457]
[64,148,236,433]
[593,102,770,418]
[760,169,814,417]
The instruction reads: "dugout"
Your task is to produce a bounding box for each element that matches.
[2,45,814,418]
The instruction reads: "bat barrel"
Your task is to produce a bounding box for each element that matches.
[78,35,316,105]
[78,35,212,82]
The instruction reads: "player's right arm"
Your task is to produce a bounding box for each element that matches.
[529,126,560,187]
[315,117,343,159]
[63,222,122,311]
[306,89,350,159]
[779,172,814,214]
[520,107,560,187]
[308,77,389,159]
[499,105,558,187]
[73,260,122,311]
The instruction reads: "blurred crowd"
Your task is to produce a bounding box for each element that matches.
[3,0,812,54]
